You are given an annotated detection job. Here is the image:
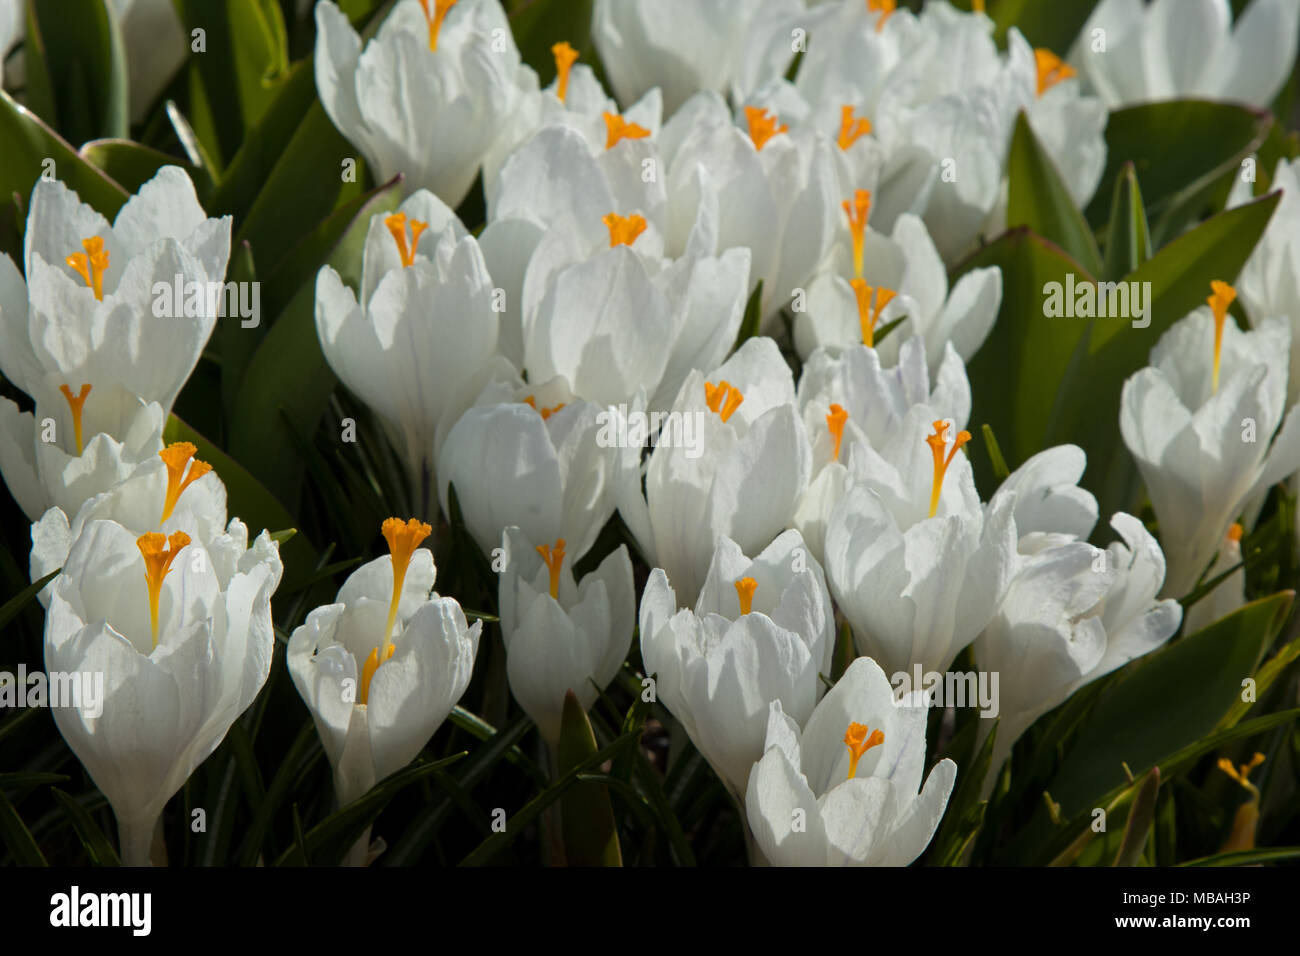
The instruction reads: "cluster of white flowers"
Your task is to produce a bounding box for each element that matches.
[2,0,1297,868]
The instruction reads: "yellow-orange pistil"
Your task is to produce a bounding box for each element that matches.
[67,236,109,300]
[826,403,849,462]
[866,0,896,32]
[734,577,757,615]
[852,278,896,348]
[536,538,566,599]
[381,517,432,648]
[1218,752,1265,852]
[58,383,92,455]
[925,419,971,518]
[1207,279,1237,394]
[838,105,872,150]
[360,641,396,707]
[1227,522,1244,544]
[524,395,567,419]
[158,442,213,525]
[552,41,579,103]
[744,106,787,151]
[418,0,457,52]
[137,530,190,648]
[385,212,429,267]
[603,212,647,247]
[1035,48,1075,96]
[704,380,744,422]
[844,721,885,779]
[843,189,871,279]
[973,0,985,12]
[604,111,650,150]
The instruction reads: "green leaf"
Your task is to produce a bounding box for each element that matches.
[24,0,129,143]
[1102,162,1152,280]
[238,719,322,866]
[986,0,1099,54]
[931,720,997,866]
[1007,112,1103,277]
[79,138,209,198]
[1084,100,1270,240]
[0,772,69,788]
[1179,846,1300,867]
[0,788,47,866]
[49,788,120,866]
[1112,766,1160,866]
[734,280,764,349]
[557,690,622,866]
[0,570,58,632]
[510,0,596,86]
[1221,626,1300,729]
[980,423,1010,483]
[275,752,467,866]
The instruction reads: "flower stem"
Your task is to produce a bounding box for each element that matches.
[118,814,162,867]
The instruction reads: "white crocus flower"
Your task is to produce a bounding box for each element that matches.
[1184,523,1246,635]
[823,405,1018,678]
[497,526,634,747]
[288,518,480,862]
[591,0,801,116]
[746,656,956,867]
[661,92,839,325]
[640,529,834,799]
[794,336,971,560]
[45,511,282,865]
[793,206,1001,369]
[437,376,617,564]
[1075,0,1299,110]
[1120,282,1300,597]
[314,191,506,519]
[314,0,532,208]
[615,337,812,604]
[973,513,1183,787]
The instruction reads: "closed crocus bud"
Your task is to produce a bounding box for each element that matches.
[616,336,812,604]
[793,209,1001,371]
[314,0,532,208]
[823,405,1018,678]
[439,377,617,565]
[288,518,480,860]
[639,529,833,799]
[973,513,1182,790]
[745,656,956,866]
[1120,283,1300,597]
[794,335,970,560]
[497,526,634,747]
[45,514,282,866]
[315,197,508,519]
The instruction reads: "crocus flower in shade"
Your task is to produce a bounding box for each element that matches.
[1120,284,1300,597]
[1075,0,1299,110]
[745,656,956,866]
[972,513,1182,789]
[314,193,506,519]
[793,208,1002,370]
[287,518,480,861]
[591,0,800,116]
[1183,523,1247,635]
[793,336,971,560]
[497,526,634,746]
[823,405,1018,678]
[45,510,282,865]
[615,337,812,604]
[314,0,532,208]
[639,529,834,799]
[437,376,617,564]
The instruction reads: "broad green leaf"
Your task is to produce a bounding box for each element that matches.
[1102,162,1151,280]
[510,0,597,85]
[275,752,467,866]
[24,0,129,143]
[986,0,1099,54]
[1084,100,1270,237]
[1007,112,1103,277]
[49,788,120,866]
[558,690,622,866]
[79,138,208,198]
[954,227,1095,493]
[931,720,997,866]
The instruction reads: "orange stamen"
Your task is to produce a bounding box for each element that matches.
[552,41,579,102]
[1208,280,1236,394]
[1226,523,1244,544]
[604,112,650,150]
[837,105,872,150]
[137,530,190,648]
[842,189,871,278]
[360,642,397,707]
[66,236,109,300]
[1035,48,1075,96]
[523,395,567,420]
[744,106,787,151]
[851,279,896,348]
[866,0,896,31]
[844,721,885,778]
[384,212,429,267]
[734,577,757,615]
[925,419,971,518]
[603,212,647,247]
[418,0,457,52]
[536,539,566,599]
[58,383,92,455]
[826,404,849,462]
[704,380,744,423]
[158,442,213,526]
